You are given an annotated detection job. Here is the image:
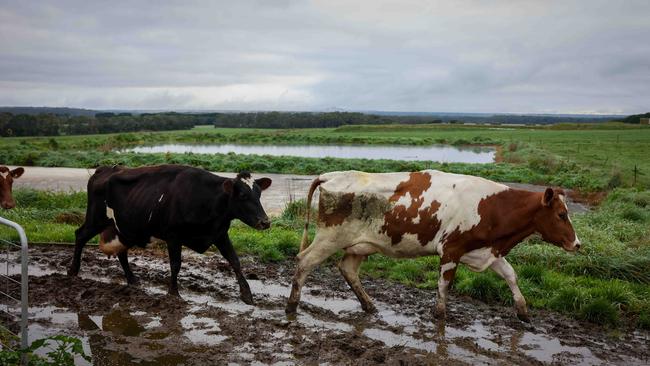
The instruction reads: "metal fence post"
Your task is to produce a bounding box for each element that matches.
[0,216,29,359]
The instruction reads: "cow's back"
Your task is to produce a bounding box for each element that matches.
[104,165,226,246]
[315,170,509,256]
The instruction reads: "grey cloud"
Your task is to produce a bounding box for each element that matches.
[0,0,649,113]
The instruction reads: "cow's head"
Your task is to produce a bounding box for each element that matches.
[0,166,24,209]
[533,188,581,252]
[222,171,272,230]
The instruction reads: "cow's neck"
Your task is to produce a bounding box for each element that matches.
[490,190,543,256]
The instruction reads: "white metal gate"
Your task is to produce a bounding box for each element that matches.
[0,216,28,355]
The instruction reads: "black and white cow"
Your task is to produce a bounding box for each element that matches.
[67,164,272,304]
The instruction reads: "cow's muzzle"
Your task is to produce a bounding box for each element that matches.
[256,217,271,230]
[564,237,581,252]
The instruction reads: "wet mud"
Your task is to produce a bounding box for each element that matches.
[1,245,648,365]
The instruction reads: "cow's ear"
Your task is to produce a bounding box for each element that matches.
[222,179,234,194]
[11,167,24,179]
[255,178,272,191]
[542,188,554,206]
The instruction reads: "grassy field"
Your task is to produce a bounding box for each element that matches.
[0,123,648,190]
[1,123,649,329]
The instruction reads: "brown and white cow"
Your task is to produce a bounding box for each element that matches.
[285,170,580,321]
[0,166,25,209]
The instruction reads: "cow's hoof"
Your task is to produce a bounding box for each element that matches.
[168,289,180,297]
[127,276,140,286]
[433,307,446,320]
[241,293,254,306]
[517,312,531,323]
[362,304,378,314]
[285,303,298,314]
[67,268,78,277]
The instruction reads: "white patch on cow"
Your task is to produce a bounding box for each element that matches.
[158,194,164,202]
[459,247,497,272]
[437,277,449,299]
[105,205,121,233]
[418,171,508,255]
[241,177,254,189]
[490,257,525,306]
[0,171,8,179]
[440,261,457,274]
[320,171,409,195]
[559,194,568,210]
[99,236,127,256]
[573,234,581,247]
[148,211,153,223]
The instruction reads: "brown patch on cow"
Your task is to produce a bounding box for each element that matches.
[442,264,457,281]
[440,189,542,261]
[380,172,442,246]
[318,191,355,227]
[388,172,432,203]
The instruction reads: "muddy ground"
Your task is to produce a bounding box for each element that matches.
[1,245,648,365]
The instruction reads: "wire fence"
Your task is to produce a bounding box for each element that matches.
[0,216,29,358]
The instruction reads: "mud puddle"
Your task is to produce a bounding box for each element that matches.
[1,245,649,365]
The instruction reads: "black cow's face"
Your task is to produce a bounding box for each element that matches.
[223,172,272,230]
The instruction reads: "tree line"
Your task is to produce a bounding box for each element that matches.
[0,112,213,137]
[0,109,633,137]
[617,112,650,124]
[213,111,439,128]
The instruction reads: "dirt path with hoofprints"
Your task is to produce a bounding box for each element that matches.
[1,245,648,365]
[8,166,590,216]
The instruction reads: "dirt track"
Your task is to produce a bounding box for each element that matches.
[9,166,589,216]
[2,245,648,365]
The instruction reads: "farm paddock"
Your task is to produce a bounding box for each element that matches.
[2,245,648,365]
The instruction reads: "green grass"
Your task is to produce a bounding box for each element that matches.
[1,123,649,190]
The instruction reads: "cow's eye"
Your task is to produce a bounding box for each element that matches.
[238,192,247,200]
[559,213,568,220]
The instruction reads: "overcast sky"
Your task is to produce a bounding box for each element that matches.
[0,0,648,114]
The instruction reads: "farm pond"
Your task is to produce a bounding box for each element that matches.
[2,245,649,365]
[126,143,496,163]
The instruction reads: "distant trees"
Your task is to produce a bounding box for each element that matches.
[213,112,437,128]
[0,112,206,137]
[618,113,650,124]
[0,110,623,137]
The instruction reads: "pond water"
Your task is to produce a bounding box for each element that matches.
[127,144,495,163]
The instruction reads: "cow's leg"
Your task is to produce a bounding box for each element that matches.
[490,257,529,322]
[434,258,458,319]
[216,237,253,305]
[286,238,340,314]
[167,242,182,296]
[117,250,139,285]
[338,253,376,313]
[68,223,102,276]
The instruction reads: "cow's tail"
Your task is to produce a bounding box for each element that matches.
[300,177,323,253]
